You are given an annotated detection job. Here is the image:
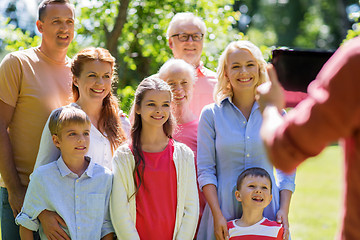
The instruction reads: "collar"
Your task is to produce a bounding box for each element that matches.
[221,97,260,111]
[56,156,94,178]
[195,61,206,77]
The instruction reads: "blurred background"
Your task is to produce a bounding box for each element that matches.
[1,0,360,111]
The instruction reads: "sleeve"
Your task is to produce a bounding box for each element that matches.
[197,106,217,190]
[175,147,199,240]
[33,112,61,171]
[268,40,360,172]
[273,109,296,192]
[15,170,48,231]
[275,168,296,192]
[0,53,22,107]
[101,174,115,238]
[276,226,284,240]
[110,150,140,240]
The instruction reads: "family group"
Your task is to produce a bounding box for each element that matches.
[2,0,360,240]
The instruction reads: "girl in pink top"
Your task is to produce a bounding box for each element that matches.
[110,77,199,240]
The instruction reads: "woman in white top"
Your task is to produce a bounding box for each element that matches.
[34,47,129,240]
[35,47,129,171]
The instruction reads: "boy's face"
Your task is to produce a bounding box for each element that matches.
[235,175,272,210]
[52,122,90,159]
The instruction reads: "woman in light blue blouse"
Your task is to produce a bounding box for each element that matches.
[196,41,295,240]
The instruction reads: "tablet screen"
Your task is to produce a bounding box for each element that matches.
[272,49,334,93]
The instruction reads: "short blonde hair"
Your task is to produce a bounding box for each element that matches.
[158,58,196,84]
[214,40,268,105]
[166,12,206,38]
[49,105,90,137]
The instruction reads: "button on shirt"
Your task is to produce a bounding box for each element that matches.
[196,98,295,240]
[15,157,114,240]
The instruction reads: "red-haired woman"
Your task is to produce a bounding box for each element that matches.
[33,47,129,239]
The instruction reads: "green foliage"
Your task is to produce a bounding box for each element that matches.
[74,0,237,89]
[0,18,40,52]
[343,6,360,44]
[237,0,358,50]
[344,24,360,43]
[117,85,135,114]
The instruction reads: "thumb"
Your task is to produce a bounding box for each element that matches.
[266,64,281,87]
[276,214,283,223]
[224,225,230,240]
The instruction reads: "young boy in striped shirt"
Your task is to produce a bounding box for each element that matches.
[227,167,284,240]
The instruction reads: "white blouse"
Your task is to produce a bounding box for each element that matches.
[34,103,130,171]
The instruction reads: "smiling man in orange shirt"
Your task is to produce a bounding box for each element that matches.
[0,0,75,239]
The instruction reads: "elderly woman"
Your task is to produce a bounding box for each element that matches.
[196,41,295,240]
[158,59,206,228]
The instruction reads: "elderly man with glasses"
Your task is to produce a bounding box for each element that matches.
[167,12,217,118]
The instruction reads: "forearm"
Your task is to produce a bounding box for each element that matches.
[0,127,23,192]
[279,189,292,214]
[101,232,114,240]
[203,184,229,240]
[19,226,34,240]
[202,184,222,218]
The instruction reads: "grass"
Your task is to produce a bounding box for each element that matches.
[289,145,343,239]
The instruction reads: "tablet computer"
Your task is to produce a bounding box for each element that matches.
[272,49,334,93]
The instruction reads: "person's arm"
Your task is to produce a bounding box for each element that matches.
[276,189,292,240]
[0,100,26,217]
[101,233,114,240]
[110,149,140,240]
[258,41,360,172]
[197,106,228,240]
[175,148,199,239]
[38,210,70,240]
[19,225,34,240]
[203,184,229,240]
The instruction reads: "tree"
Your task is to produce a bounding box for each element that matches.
[74,0,237,88]
[233,0,358,49]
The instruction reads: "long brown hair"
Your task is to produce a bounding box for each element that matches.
[129,76,175,198]
[71,47,126,152]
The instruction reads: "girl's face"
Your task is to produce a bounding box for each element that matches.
[136,89,171,129]
[225,48,259,94]
[74,60,112,103]
[162,67,194,107]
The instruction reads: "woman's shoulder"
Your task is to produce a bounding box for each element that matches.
[199,102,220,118]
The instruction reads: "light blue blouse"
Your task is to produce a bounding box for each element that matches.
[196,98,295,240]
[15,157,113,239]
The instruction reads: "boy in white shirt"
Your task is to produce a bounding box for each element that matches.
[15,106,114,240]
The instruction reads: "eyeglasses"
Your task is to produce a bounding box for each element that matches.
[170,33,204,42]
